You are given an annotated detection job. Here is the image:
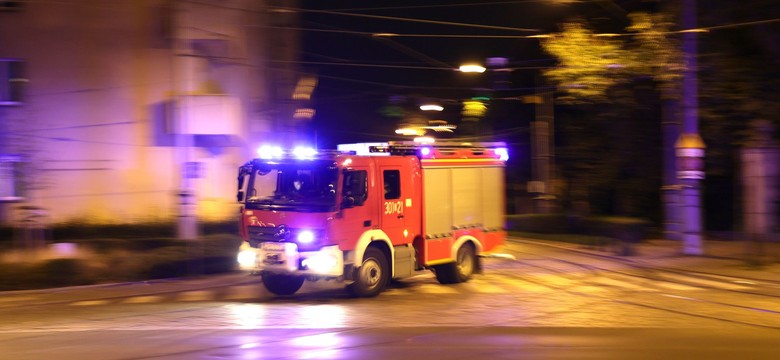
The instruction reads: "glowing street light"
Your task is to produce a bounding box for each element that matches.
[419,104,443,112]
[458,64,486,73]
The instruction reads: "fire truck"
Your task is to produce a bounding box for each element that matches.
[236,141,508,297]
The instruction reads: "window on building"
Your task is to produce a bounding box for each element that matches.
[0,155,23,202]
[0,59,25,105]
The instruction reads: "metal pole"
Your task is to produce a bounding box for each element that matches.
[680,0,703,255]
[172,1,197,240]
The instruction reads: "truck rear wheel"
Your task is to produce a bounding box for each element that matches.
[347,247,389,297]
[434,243,476,284]
[261,273,305,296]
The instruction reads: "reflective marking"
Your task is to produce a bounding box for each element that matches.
[178,290,215,302]
[661,273,749,290]
[71,300,111,306]
[124,295,163,304]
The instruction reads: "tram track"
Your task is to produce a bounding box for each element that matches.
[503,239,780,329]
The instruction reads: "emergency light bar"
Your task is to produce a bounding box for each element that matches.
[256,145,323,160]
[337,141,509,161]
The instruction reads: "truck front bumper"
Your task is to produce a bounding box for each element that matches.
[237,241,344,278]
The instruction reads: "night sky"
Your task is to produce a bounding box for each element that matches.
[298,0,660,148]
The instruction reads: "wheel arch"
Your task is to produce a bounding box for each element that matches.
[349,229,394,272]
[451,235,482,260]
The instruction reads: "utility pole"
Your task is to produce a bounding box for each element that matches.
[172,1,198,241]
[677,0,704,255]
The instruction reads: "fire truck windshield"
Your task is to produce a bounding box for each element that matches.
[243,160,338,212]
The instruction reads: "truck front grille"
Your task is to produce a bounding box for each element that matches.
[247,226,279,248]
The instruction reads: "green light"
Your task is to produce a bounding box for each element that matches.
[471,96,490,101]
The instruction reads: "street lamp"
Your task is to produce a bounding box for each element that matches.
[458,64,486,73]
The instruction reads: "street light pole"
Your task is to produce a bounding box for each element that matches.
[678,0,704,255]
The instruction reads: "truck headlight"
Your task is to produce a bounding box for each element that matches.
[302,253,339,274]
[237,249,257,268]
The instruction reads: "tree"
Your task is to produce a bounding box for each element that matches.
[540,14,683,220]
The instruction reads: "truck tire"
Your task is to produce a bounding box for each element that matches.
[347,247,389,297]
[434,243,476,284]
[261,273,305,296]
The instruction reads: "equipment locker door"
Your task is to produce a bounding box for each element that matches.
[380,168,407,245]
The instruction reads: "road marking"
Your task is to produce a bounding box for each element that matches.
[465,279,509,294]
[123,295,164,304]
[71,299,111,306]
[493,277,551,293]
[416,284,460,294]
[660,273,749,291]
[655,282,700,291]
[590,277,645,290]
[178,290,215,302]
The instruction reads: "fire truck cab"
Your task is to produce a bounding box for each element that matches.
[236,141,508,297]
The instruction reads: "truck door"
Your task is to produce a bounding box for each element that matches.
[380,168,407,245]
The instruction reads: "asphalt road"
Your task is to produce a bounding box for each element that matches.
[2,239,780,359]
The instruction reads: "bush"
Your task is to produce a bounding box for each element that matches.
[0,234,243,291]
[506,214,651,244]
[34,258,93,287]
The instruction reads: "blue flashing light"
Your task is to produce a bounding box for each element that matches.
[293,146,318,159]
[257,145,283,159]
[420,146,432,157]
[495,147,509,161]
[297,230,315,244]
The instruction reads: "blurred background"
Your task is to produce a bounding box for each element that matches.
[0,0,778,248]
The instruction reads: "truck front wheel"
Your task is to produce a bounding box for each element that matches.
[261,273,305,296]
[347,247,389,297]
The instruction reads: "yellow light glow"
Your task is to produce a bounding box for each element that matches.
[292,76,318,100]
[395,127,424,136]
[413,136,435,144]
[458,64,486,73]
[462,100,487,118]
[294,108,316,119]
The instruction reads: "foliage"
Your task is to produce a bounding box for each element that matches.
[0,234,242,291]
[541,22,631,103]
[542,13,683,103]
[506,213,651,244]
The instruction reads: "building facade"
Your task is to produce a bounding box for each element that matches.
[0,0,308,227]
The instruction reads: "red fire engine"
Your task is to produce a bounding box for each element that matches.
[236,141,508,297]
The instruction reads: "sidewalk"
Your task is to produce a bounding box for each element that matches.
[557,238,780,283]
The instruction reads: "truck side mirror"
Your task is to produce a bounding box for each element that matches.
[237,190,245,202]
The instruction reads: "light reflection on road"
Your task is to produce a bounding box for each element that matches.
[225,303,347,329]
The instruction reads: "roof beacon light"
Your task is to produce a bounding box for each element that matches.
[257,145,283,159]
[293,146,318,159]
[420,146,432,158]
[495,147,509,161]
